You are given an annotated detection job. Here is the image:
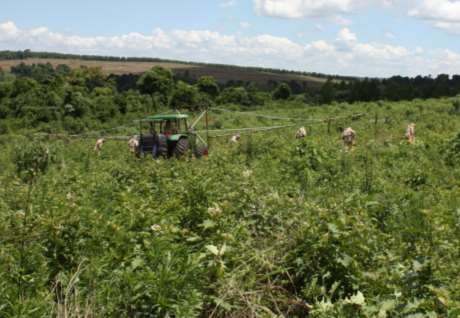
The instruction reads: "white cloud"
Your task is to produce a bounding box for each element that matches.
[434,21,460,34]
[409,1,460,35]
[0,21,304,69]
[384,31,396,39]
[409,0,460,22]
[426,48,460,73]
[242,34,305,58]
[0,21,19,40]
[353,42,409,60]
[380,0,395,7]
[336,27,357,44]
[302,28,449,76]
[240,21,252,29]
[254,0,354,18]
[2,21,460,77]
[314,24,324,31]
[331,15,352,25]
[221,0,237,8]
[253,0,393,19]
[306,40,335,53]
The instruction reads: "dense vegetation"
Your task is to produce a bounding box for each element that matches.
[321,75,460,104]
[1,61,460,317]
[0,62,277,134]
[3,51,460,110]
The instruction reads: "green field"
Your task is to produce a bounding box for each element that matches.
[1,97,460,317]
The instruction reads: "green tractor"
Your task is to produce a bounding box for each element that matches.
[137,113,208,159]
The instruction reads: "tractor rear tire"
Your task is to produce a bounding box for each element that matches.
[174,138,189,159]
[156,134,168,158]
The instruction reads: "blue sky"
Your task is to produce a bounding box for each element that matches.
[2,0,460,77]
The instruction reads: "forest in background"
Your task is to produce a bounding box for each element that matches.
[2,52,460,136]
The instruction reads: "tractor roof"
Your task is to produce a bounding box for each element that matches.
[141,113,189,122]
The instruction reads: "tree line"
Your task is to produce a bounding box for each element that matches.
[317,75,460,104]
[2,60,460,134]
[0,62,278,133]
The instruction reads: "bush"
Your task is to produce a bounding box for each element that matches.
[170,81,200,111]
[12,139,52,182]
[444,132,460,166]
[197,76,220,98]
[272,83,292,100]
[218,87,251,106]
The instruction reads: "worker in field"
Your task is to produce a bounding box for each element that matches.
[296,127,307,139]
[128,136,139,153]
[342,127,356,150]
[94,138,105,154]
[230,133,241,143]
[405,123,416,144]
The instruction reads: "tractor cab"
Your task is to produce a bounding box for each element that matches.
[142,113,188,138]
[137,113,208,159]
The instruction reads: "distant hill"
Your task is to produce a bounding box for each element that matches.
[0,50,355,90]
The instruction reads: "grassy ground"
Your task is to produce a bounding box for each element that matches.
[1,98,460,317]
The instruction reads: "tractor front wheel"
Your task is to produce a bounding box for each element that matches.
[174,137,189,159]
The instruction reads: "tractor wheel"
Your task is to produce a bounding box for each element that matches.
[194,144,208,158]
[156,134,168,158]
[174,137,189,159]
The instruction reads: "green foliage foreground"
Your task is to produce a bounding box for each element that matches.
[1,98,460,317]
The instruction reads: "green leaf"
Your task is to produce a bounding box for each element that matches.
[345,291,365,306]
[201,219,216,229]
[206,245,219,256]
[220,243,227,255]
[210,296,233,311]
[327,223,339,234]
[131,257,144,270]
[412,260,423,272]
[378,300,396,318]
[186,235,202,242]
[338,254,353,267]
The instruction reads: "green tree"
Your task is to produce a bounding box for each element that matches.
[218,87,251,106]
[13,139,52,183]
[246,82,266,106]
[197,76,220,98]
[92,95,118,121]
[272,83,292,100]
[12,77,40,98]
[63,91,92,118]
[55,64,72,76]
[118,90,149,114]
[170,81,200,111]
[136,67,173,104]
[319,79,336,104]
[433,74,450,97]
[84,67,109,92]
[0,81,13,100]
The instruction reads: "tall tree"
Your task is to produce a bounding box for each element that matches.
[318,79,336,104]
[170,81,200,111]
[272,83,292,100]
[137,67,174,104]
[197,76,220,98]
